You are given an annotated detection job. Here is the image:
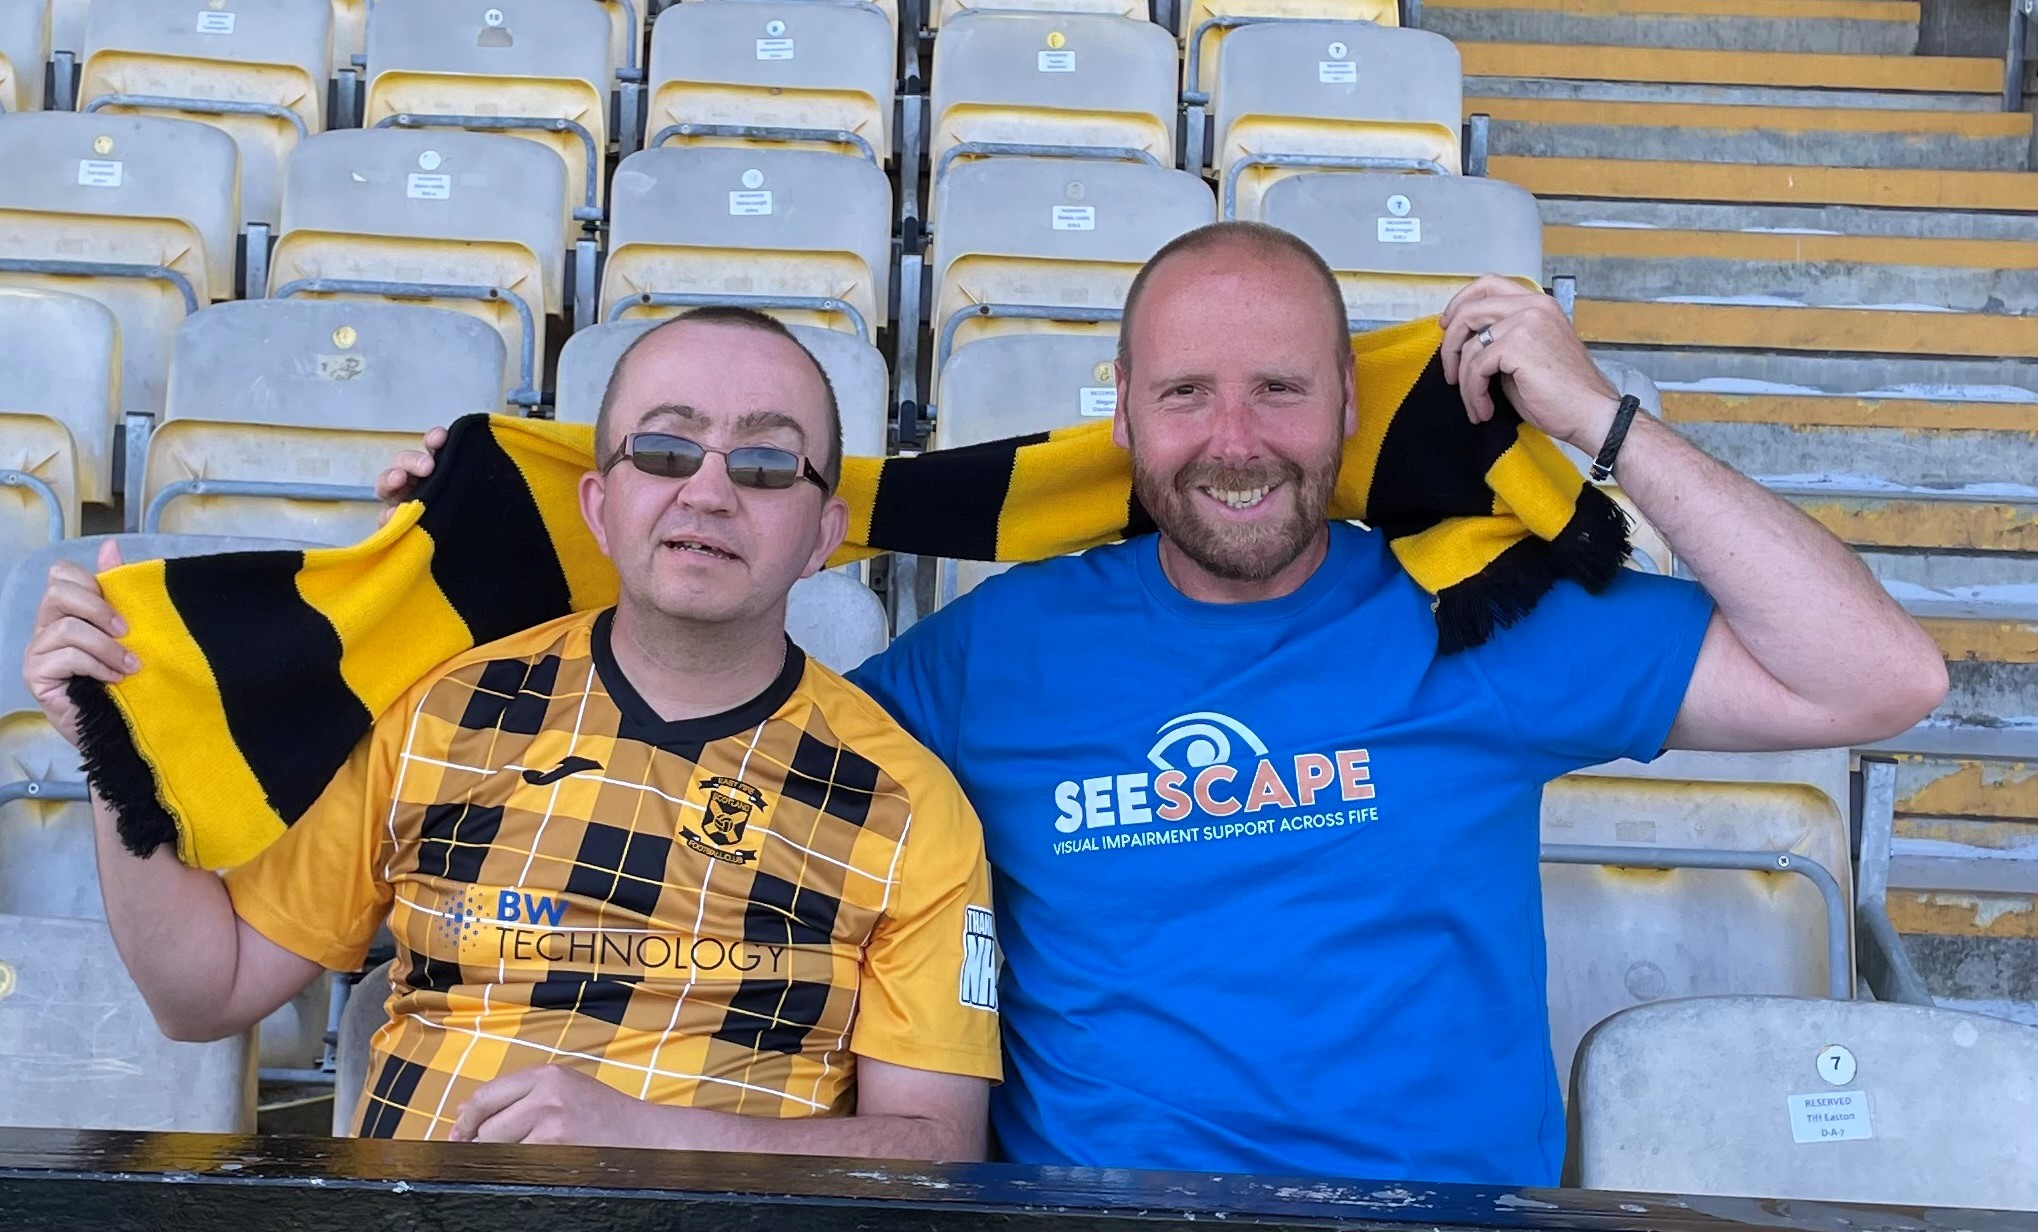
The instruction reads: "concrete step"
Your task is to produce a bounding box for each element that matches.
[1476,97,2031,170]
[1859,548,2038,608]
[1575,299,2038,360]
[1539,198,2038,242]
[1547,225,2038,314]
[1460,42,2002,110]
[1493,155,2038,211]
[1423,0,1921,55]
[1792,493,2038,554]
[1896,753,2038,824]
[1592,346,2038,404]
[1673,421,2038,491]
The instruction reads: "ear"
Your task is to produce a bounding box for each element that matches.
[1111,366,1131,450]
[1341,351,1358,439]
[801,493,851,579]
[578,468,612,558]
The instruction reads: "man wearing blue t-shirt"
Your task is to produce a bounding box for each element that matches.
[845,223,1947,1184]
[376,222,1947,1184]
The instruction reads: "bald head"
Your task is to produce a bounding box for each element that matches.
[1117,222,1349,386]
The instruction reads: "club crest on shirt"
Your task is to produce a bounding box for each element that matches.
[683,776,769,864]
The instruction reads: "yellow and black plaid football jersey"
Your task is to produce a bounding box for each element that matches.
[224,608,1001,1140]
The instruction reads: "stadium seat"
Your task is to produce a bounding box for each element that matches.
[934,0,1142,25]
[1261,171,1541,324]
[0,290,108,583]
[787,569,890,671]
[0,913,256,1131]
[268,128,562,407]
[138,299,506,542]
[1572,997,2038,1209]
[362,0,613,259]
[647,0,893,165]
[927,158,1213,404]
[1205,22,1461,219]
[329,959,392,1135]
[1541,748,1857,1089]
[0,534,314,919]
[602,146,892,342]
[928,12,1177,199]
[556,319,890,461]
[78,0,331,229]
[0,112,238,421]
[0,0,48,112]
[1180,0,1398,96]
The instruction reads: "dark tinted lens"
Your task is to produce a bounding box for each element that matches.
[628,433,705,479]
[723,446,802,490]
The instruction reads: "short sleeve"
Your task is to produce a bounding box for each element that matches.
[222,712,400,971]
[1467,568,1715,778]
[849,762,1002,1082]
[847,599,974,766]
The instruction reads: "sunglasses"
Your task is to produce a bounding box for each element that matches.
[602,432,830,494]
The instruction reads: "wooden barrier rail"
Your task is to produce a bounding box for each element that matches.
[0,1128,2014,1231]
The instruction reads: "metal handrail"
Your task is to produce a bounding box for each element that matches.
[0,470,66,545]
[0,257,200,314]
[933,141,1160,191]
[650,122,879,164]
[607,291,870,343]
[143,480,381,534]
[84,93,309,138]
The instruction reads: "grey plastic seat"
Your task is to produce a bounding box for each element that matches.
[556,319,889,461]
[0,112,239,416]
[1263,172,1543,326]
[0,913,255,1131]
[1572,996,2038,1210]
[1210,22,1462,219]
[363,0,614,252]
[1542,748,1857,1091]
[929,12,1177,197]
[787,570,888,671]
[929,157,1212,391]
[141,299,506,543]
[647,0,894,165]
[79,0,331,228]
[0,0,48,112]
[0,289,105,581]
[268,128,562,408]
[602,146,892,342]
[1180,0,1399,96]
[330,958,391,1135]
[0,535,314,919]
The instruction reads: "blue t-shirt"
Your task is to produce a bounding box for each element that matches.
[848,523,1714,1185]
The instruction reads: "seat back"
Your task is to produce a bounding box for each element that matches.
[0,286,114,505]
[1181,0,1398,93]
[146,299,506,542]
[1262,171,1542,324]
[0,0,49,112]
[271,128,560,400]
[80,0,331,228]
[0,411,75,590]
[556,319,889,461]
[363,0,613,246]
[929,157,1213,374]
[602,146,892,341]
[0,112,238,414]
[937,0,1142,25]
[1572,996,2038,1210]
[0,535,315,919]
[788,570,888,672]
[1542,748,1857,1089]
[1211,22,1460,219]
[330,958,392,1135]
[648,0,893,164]
[0,912,255,1130]
[929,12,1177,195]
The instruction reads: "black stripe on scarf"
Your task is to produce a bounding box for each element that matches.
[423,418,576,645]
[864,431,1047,559]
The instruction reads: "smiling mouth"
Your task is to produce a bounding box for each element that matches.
[1200,483,1278,511]
[664,538,740,561]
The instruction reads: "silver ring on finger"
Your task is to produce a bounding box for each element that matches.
[1477,326,1496,349]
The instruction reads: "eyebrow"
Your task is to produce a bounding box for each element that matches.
[634,404,808,446]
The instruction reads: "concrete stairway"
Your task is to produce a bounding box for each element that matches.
[1440,0,2038,1020]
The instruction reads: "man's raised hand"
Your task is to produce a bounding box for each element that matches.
[24,539,132,749]
[375,425,449,525]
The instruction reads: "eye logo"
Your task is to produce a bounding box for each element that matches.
[1145,712,1269,771]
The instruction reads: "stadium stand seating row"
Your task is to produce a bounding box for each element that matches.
[2,0,2033,1208]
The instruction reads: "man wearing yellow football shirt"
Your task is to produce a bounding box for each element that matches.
[23,309,1001,1153]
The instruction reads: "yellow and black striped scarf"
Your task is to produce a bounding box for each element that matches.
[71,318,1629,869]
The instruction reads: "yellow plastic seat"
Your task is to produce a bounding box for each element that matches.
[0,113,237,420]
[78,0,330,228]
[362,0,613,257]
[647,0,894,165]
[601,146,892,343]
[268,128,563,407]
[0,0,49,112]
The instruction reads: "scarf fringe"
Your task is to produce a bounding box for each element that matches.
[1432,536,1561,655]
[1551,483,1634,593]
[67,677,178,859]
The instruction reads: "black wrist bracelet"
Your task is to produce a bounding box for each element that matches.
[1589,395,1642,483]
